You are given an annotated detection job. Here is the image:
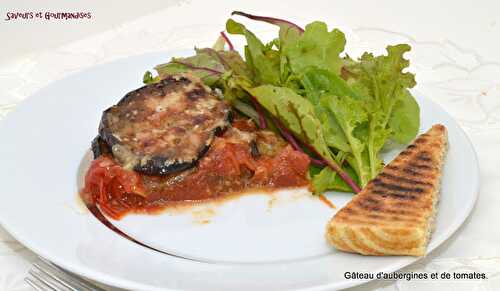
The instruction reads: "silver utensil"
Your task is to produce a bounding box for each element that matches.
[25,257,106,291]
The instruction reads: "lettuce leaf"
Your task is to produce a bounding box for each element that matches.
[344,45,419,177]
[388,89,420,144]
[282,22,346,76]
[344,44,419,144]
[302,68,364,102]
[248,85,339,167]
[300,43,419,188]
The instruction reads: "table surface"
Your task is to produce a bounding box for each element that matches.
[1,1,499,290]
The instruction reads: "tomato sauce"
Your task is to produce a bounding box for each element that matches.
[81,122,311,220]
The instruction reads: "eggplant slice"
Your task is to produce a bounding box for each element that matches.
[99,74,230,175]
[91,135,111,159]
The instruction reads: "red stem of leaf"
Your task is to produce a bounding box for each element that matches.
[171,60,223,75]
[231,11,305,33]
[271,116,360,192]
[249,96,267,129]
[301,142,361,193]
[272,117,326,167]
[220,31,235,51]
[223,13,358,192]
[204,48,231,69]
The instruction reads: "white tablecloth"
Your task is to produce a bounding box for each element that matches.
[1,1,499,290]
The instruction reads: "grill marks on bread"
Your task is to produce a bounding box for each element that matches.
[326,124,448,256]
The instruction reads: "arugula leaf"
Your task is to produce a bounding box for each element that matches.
[282,22,346,76]
[301,68,373,183]
[152,49,224,86]
[317,110,351,153]
[198,48,253,79]
[226,19,281,85]
[312,164,359,193]
[301,68,351,152]
[321,95,371,187]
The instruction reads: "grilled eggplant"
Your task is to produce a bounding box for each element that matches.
[91,135,111,159]
[99,73,230,175]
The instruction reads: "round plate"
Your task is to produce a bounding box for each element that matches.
[0,51,479,291]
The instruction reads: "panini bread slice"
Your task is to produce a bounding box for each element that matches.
[326,124,448,256]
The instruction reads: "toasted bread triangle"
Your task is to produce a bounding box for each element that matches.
[326,124,448,256]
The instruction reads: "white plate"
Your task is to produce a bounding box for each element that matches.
[0,51,479,291]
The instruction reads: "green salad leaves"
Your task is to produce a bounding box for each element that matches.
[143,12,420,194]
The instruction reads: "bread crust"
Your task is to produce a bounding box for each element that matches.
[326,124,448,256]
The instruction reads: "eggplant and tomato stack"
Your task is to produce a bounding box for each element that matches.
[81,73,311,220]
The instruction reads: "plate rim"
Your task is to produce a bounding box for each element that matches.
[0,52,480,291]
